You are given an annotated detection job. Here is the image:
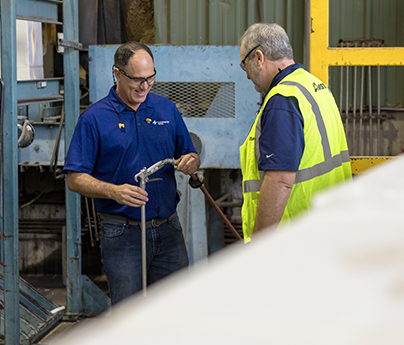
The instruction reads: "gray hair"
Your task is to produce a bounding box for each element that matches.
[114,41,154,68]
[239,23,294,61]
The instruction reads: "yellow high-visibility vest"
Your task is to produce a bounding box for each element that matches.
[240,68,352,243]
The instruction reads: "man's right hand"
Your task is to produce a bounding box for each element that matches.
[111,183,148,207]
[67,171,148,207]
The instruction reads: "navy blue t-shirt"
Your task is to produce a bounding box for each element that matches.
[64,86,197,220]
[257,63,305,172]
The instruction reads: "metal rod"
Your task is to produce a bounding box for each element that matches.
[91,198,99,241]
[368,66,373,156]
[345,66,349,147]
[353,65,357,155]
[339,67,344,118]
[84,197,95,247]
[133,158,178,298]
[190,174,242,241]
[359,66,364,155]
[377,66,381,155]
[140,178,147,296]
[215,192,232,204]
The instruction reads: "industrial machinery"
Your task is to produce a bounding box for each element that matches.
[0,0,105,343]
[89,44,259,261]
[2,1,404,344]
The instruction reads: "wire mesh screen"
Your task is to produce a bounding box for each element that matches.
[151,82,235,118]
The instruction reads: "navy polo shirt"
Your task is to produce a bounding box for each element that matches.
[257,63,305,172]
[64,86,197,220]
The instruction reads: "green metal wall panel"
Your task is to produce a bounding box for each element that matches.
[154,0,305,64]
[329,0,404,108]
[154,0,403,107]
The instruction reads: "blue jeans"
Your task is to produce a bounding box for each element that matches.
[100,215,189,305]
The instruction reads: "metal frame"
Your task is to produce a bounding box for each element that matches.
[0,0,95,343]
[310,0,403,171]
[63,0,83,317]
[309,0,404,85]
[350,156,395,176]
[1,1,20,343]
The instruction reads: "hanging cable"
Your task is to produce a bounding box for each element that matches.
[49,104,65,179]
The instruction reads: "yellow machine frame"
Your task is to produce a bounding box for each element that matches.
[309,0,404,84]
[309,0,403,174]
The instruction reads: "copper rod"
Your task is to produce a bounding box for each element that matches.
[190,173,242,241]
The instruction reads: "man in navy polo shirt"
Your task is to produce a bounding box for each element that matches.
[64,41,200,305]
[238,24,351,242]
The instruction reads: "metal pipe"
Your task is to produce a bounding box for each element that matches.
[352,41,358,155]
[339,67,344,118]
[84,197,95,247]
[140,178,147,297]
[353,65,357,155]
[368,66,373,156]
[91,198,99,241]
[359,66,365,155]
[345,66,349,147]
[377,66,381,155]
[215,192,232,204]
[134,158,178,297]
[303,0,311,70]
[190,173,242,241]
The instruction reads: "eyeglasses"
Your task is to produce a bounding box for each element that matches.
[114,65,156,86]
[240,44,261,71]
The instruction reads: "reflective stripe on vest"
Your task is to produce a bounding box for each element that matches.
[244,171,264,193]
[243,80,350,193]
[245,149,350,193]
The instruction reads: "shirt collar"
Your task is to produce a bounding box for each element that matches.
[266,63,305,96]
[109,86,154,113]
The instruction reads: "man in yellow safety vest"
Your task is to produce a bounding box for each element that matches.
[239,23,352,243]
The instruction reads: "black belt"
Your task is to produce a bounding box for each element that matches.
[98,211,177,228]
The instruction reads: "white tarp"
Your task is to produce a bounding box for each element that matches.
[16,20,44,80]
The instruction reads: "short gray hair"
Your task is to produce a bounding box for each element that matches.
[239,23,294,61]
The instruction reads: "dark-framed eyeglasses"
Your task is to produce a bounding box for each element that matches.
[113,65,157,86]
[240,44,261,71]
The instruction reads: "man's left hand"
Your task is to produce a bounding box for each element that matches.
[176,153,200,175]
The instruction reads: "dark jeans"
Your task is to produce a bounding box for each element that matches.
[100,215,189,305]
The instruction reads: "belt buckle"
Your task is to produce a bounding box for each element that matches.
[151,218,157,227]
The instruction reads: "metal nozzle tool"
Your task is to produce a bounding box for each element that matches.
[133,158,177,296]
[134,158,177,184]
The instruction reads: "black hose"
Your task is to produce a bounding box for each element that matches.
[49,105,65,179]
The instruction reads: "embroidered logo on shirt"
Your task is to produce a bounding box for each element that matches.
[152,120,170,125]
[266,153,274,158]
[145,118,152,123]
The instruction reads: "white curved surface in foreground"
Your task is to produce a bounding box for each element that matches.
[53,155,404,345]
